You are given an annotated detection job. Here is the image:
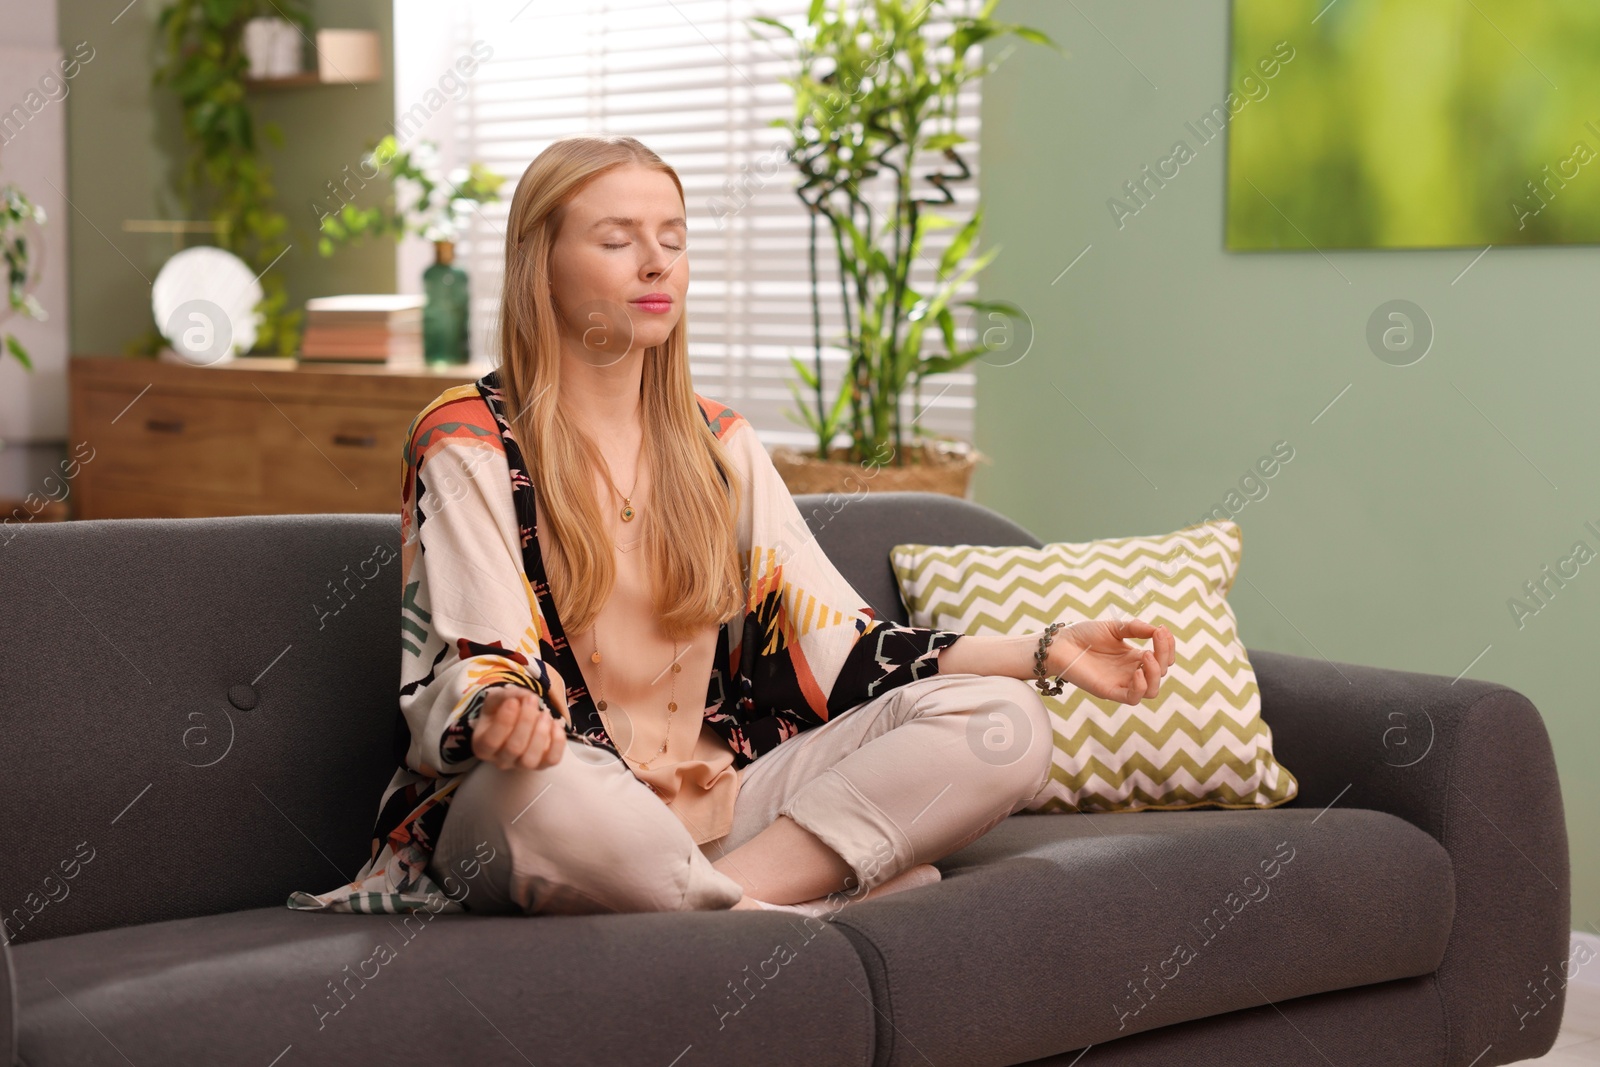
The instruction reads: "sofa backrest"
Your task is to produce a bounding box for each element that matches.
[0,492,1038,942]
[791,489,1042,625]
[1,512,402,946]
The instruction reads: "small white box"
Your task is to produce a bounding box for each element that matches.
[316,29,381,85]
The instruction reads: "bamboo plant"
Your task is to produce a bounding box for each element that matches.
[753,0,1062,465]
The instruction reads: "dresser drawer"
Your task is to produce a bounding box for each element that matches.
[258,399,407,511]
[69,354,484,519]
[81,387,264,497]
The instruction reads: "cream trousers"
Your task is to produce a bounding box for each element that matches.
[428,672,1055,915]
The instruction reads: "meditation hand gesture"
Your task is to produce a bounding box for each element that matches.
[473,666,570,770]
[1044,619,1175,706]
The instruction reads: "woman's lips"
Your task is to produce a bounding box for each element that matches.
[629,297,673,314]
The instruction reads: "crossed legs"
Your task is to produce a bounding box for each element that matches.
[429,672,1054,915]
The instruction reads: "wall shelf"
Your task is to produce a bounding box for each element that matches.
[244,28,381,90]
[243,73,327,91]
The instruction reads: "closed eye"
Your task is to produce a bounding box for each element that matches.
[603,242,685,251]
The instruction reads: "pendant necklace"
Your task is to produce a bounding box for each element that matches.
[598,440,643,523]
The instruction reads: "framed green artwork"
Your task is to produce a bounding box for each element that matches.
[1225,0,1600,250]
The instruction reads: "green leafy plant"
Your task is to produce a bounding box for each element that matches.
[152,0,310,356]
[1,183,45,370]
[754,0,1062,464]
[316,136,505,257]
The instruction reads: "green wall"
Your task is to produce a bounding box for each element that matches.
[59,0,396,356]
[977,0,1598,928]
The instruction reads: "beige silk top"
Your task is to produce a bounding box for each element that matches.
[536,495,742,846]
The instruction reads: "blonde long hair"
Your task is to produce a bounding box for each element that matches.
[496,135,746,640]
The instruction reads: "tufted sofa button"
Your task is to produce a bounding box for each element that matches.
[228,685,259,711]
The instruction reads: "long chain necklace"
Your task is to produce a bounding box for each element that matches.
[596,439,643,523]
[590,619,680,771]
[590,438,675,774]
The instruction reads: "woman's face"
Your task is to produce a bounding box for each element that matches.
[547,165,689,368]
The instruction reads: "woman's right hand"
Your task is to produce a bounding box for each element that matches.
[473,671,568,770]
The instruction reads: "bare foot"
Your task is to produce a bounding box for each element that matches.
[860,861,942,900]
[750,863,942,918]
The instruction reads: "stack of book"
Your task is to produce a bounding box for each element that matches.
[301,294,425,366]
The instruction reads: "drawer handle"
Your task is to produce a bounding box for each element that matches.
[333,433,378,448]
[145,418,185,434]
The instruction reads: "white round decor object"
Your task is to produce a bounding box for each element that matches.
[151,246,263,365]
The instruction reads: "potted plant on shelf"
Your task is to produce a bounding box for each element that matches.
[1,182,45,371]
[752,0,1060,496]
[316,135,505,365]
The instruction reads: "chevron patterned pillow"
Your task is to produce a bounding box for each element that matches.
[890,520,1298,814]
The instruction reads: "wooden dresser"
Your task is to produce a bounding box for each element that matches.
[68,355,492,519]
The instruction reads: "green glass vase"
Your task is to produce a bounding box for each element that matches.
[423,240,469,365]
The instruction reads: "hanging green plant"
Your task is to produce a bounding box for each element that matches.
[151,0,310,357]
[1,183,46,370]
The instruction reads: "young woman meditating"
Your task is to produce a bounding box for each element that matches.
[288,135,1173,919]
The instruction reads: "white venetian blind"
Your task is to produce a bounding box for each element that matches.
[393,0,984,451]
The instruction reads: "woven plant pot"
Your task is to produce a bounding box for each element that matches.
[770,441,984,498]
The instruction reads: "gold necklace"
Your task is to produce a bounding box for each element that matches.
[590,619,681,771]
[597,440,643,522]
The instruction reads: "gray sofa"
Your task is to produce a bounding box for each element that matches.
[0,492,1570,1066]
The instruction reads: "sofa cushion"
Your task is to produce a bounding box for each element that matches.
[823,806,1454,1067]
[1015,976,1447,1066]
[0,514,404,944]
[890,520,1299,813]
[11,906,876,1067]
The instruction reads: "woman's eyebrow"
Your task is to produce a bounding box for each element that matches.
[588,215,687,230]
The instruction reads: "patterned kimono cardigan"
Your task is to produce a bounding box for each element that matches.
[287,370,964,914]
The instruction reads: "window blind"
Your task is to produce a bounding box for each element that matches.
[393,0,985,452]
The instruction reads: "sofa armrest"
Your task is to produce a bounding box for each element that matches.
[1250,647,1570,1067]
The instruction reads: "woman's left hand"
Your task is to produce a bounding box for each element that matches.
[1044,619,1175,705]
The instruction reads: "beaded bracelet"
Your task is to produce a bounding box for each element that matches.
[1033,621,1067,696]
